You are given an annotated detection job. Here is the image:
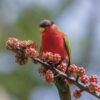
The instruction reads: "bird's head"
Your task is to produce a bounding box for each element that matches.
[39,19,56,33]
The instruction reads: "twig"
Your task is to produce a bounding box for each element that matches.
[76,75,79,82]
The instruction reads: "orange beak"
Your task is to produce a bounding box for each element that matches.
[40,28,45,33]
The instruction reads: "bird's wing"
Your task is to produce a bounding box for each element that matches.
[63,33,72,66]
[57,27,72,66]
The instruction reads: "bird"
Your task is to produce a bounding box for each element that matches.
[39,19,72,100]
[40,19,71,66]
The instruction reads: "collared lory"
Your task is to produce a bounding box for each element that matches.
[39,19,72,100]
[40,19,71,66]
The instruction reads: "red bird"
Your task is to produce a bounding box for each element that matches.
[40,19,71,66]
[39,19,72,100]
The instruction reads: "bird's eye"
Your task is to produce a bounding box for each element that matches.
[40,20,54,27]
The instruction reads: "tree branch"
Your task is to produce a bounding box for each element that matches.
[32,57,100,99]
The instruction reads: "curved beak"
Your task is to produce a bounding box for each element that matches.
[40,27,45,33]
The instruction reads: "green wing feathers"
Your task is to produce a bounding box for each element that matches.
[56,26,72,65]
[64,34,72,65]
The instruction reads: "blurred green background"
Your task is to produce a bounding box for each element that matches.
[0,0,100,100]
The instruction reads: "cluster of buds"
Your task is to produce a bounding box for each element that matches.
[89,75,99,83]
[6,37,38,65]
[68,64,85,76]
[73,89,82,99]
[45,69,55,83]
[88,82,100,93]
[6,37,100,99]
[39,66,55,83]
[57,63,67,73]
[6,37,18,51]
[80,75,89,84]
[40,52,61,64]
